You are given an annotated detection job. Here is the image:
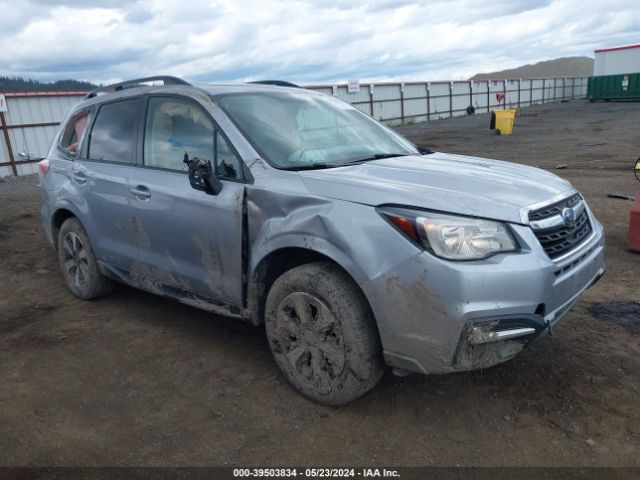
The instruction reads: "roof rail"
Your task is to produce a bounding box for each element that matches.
[84,75,191,99]
[249,80,302,88]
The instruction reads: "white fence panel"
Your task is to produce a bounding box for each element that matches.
[471,81,489,112]
[428,82,450,120]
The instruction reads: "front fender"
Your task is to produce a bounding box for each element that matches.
[245,188,420,325]
[251,232,368,287]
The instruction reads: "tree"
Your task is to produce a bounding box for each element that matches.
[0,76,99,92]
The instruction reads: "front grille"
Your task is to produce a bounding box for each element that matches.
[528,193,581,222]
[529,194,593,259]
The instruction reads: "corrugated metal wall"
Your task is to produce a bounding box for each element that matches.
[0,78,590,177]
[0,92,85,177]
[307,77,589,127]
[594,46,640,76]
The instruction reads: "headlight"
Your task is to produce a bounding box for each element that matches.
[379,208,518,260]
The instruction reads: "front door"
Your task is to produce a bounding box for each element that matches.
[127,96,245,307]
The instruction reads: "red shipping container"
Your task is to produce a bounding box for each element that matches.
[629,193,640,252]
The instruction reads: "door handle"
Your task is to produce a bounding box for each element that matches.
[72,171,87,184]
[130,185,151,200]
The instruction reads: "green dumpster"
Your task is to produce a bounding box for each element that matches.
[588,73,640,101]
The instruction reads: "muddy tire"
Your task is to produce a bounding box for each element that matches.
[57,218,114,300]
[265,262,384,405]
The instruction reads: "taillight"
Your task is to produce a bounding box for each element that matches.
[38,159,50,182]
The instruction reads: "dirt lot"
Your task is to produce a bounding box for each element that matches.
[1,100,639,467]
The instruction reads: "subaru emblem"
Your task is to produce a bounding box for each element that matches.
[562,207,576,224]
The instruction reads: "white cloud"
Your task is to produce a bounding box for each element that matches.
[1,0,639,84]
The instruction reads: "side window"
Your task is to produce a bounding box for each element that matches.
[215,131,242,180]
[87,99,139,163]
[144,97,243,179]
[144,97,213,172]
[60,110,90,156]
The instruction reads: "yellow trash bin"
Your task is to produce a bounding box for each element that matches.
[490,109,516,135]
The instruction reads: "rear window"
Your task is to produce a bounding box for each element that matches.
[88,99,140,163]
[60,110,90,156]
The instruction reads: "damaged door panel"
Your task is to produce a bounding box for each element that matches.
[127,167,245,306]
[126,94,246,307]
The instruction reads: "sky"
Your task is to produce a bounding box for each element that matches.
[1,0,639,85]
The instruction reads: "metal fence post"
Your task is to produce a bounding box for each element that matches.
[469,81,473,111]
[426,83,431,121]
[529,80,533,106]
[517,79,521,108]
[369,84,374,118]
[503,79,507,109]
[542,79,546,104]
[0,112,17,176]
[487,82,490,113]
[553,78,557,102]
[400,83,405,123]
[449,82,453,118]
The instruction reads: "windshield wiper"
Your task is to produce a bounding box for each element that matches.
[281,152,419,171]
[339,152,411,166]
[280,163,340,171]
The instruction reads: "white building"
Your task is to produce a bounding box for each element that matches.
[0,91,85,177]
[593,44,640,76]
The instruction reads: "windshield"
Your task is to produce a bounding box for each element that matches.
[216,91,418,169]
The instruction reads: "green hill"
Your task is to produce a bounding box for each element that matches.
[0,76,98,92]
[470,56,594,80]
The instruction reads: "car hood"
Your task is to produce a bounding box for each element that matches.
[299,152,575,224]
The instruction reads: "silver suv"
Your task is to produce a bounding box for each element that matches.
[40,76,606,405]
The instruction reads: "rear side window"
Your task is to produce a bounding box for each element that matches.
[60,110,90,156]
[88,99,140,163]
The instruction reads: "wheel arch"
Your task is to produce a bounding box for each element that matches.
[51,206,82,250]
[246,244,375,330]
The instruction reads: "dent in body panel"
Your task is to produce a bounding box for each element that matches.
[246,186,417,283]
[247,187,344,264]
[129,259,191,293]
[99,261,242,319]
[124,212,234,313]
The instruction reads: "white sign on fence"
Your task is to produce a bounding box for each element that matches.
[347,79,360,93]
[0,94,7,113]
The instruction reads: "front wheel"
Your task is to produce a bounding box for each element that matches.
[265,262,384,405]
[57,218,114,299]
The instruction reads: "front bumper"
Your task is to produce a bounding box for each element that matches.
[362,209,606,375]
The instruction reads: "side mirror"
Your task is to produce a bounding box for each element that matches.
[417,146,433,155]
[187,159,223,196]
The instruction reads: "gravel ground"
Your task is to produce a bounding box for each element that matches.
[0,99,639,467]
[0,173,39,197]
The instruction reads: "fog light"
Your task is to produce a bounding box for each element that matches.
[469,326,537,345]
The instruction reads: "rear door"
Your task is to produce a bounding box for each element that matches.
[127,95,245,307]
[73,98,141,270]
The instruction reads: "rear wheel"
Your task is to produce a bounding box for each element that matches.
[57,218,114,299]
[265,262,384,405]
